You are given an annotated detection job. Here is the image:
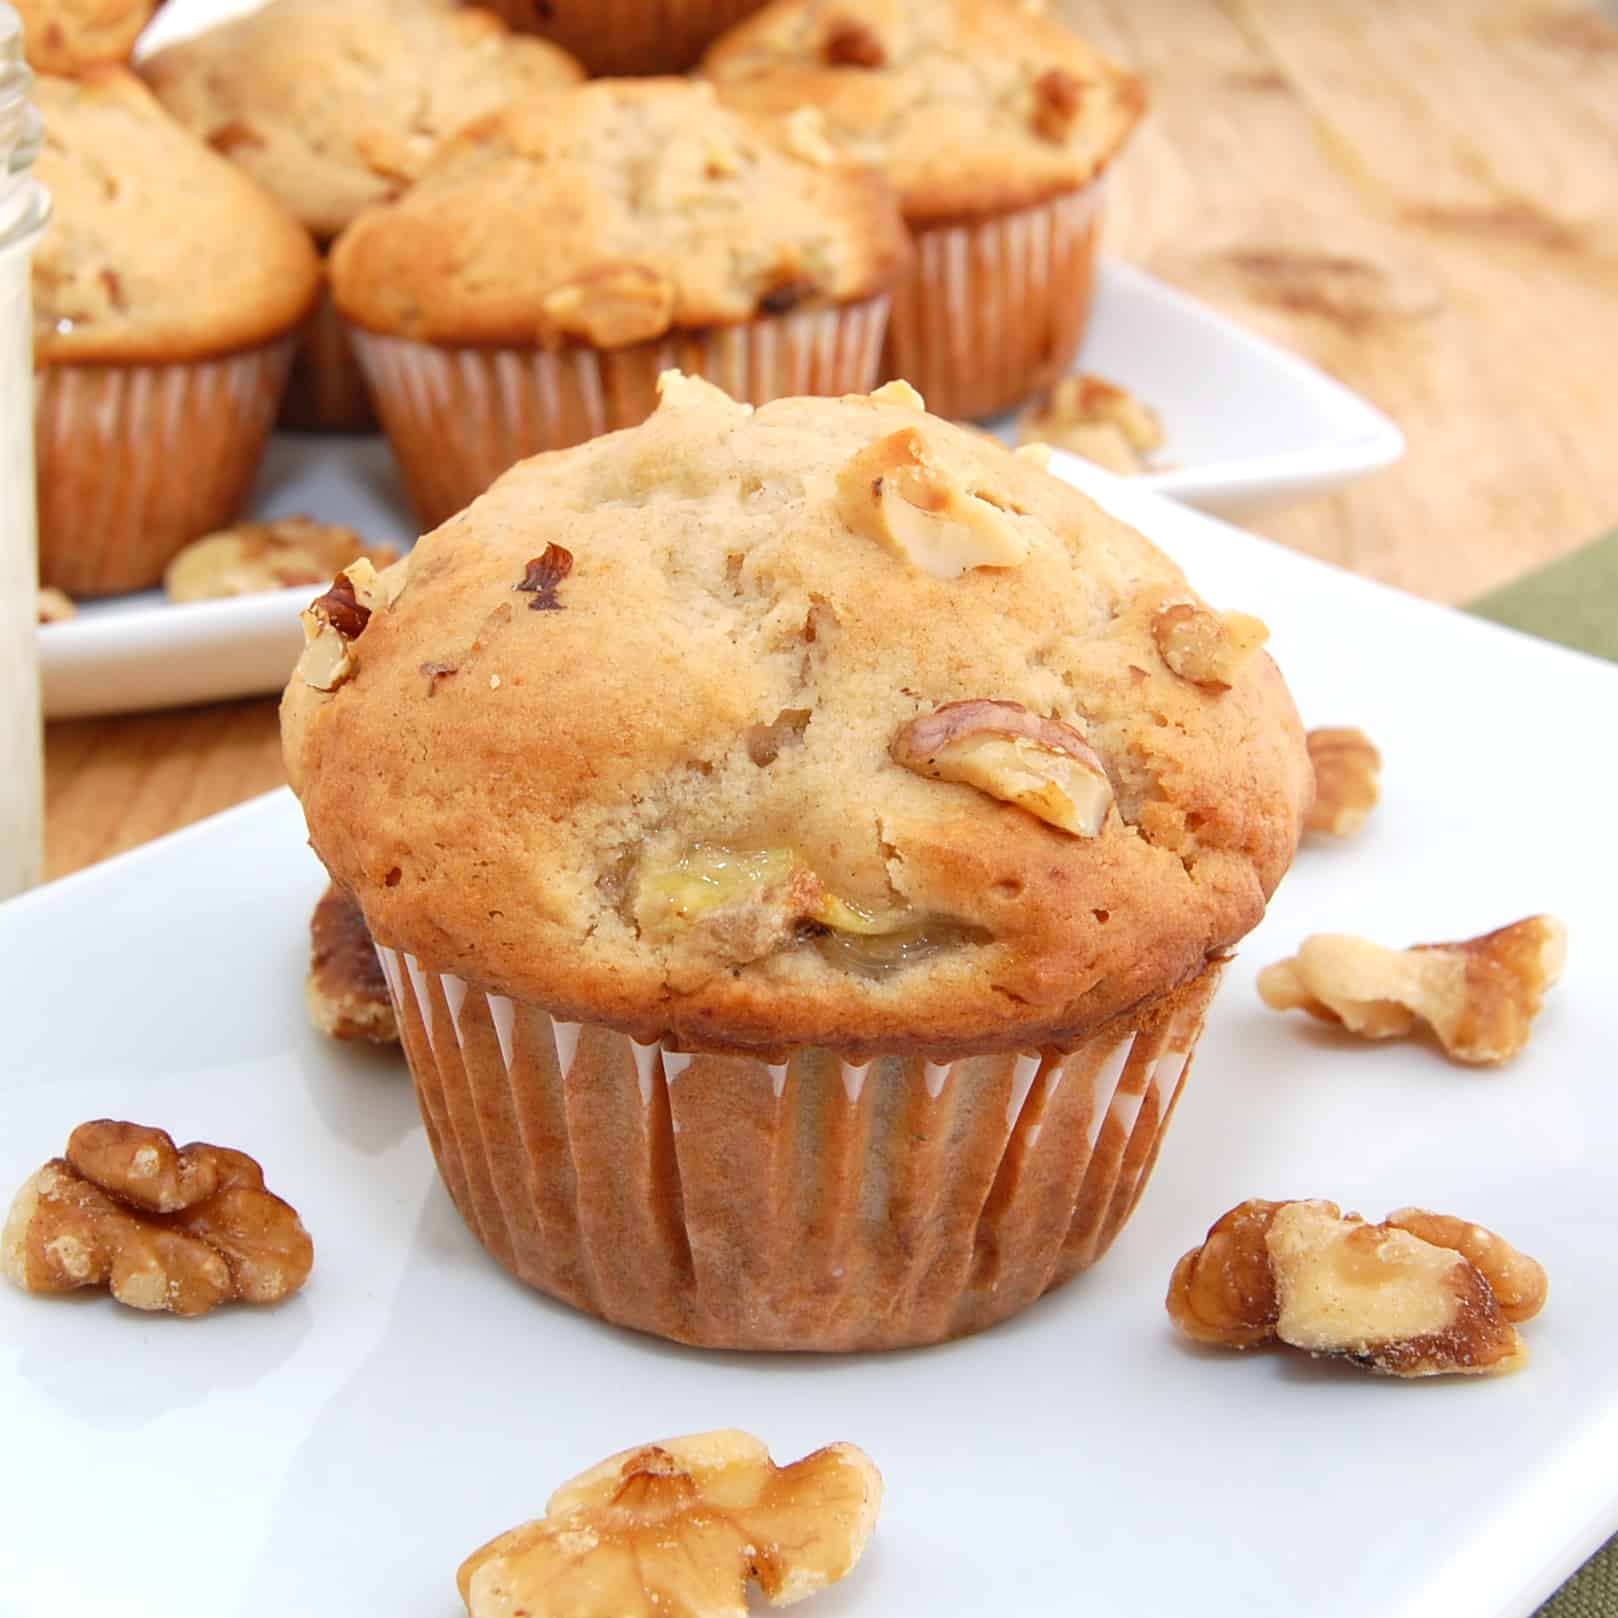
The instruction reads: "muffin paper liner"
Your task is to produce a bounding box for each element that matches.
[351,295,890,529]
[478,0,769,74]
[374,945,1224,1351]
[884,182,1104,422]
[35,339,294,597]
[280,281,377,434]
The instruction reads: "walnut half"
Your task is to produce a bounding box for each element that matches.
[1305,727,1381,837]
[1167,1198,1545,1377]
[458,1430,882,1618]
[2,1121,313,1317]
[307,883,399,1045]
[891,699,1113,837]
[1258,915,1567,1065]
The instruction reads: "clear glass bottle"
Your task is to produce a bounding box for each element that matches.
[0,5,49,899]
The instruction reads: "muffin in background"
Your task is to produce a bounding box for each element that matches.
[281,373,1311,1351]
[330,78,911,528]
[706,0,1144,420]
[141,0,583,431]
[31,68,319,597]
[474,0,769,76]
[14,0,160,75]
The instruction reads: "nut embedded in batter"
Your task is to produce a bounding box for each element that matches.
[1304,727,1382,837]
[537,264,677,349]
[1257,915,1567,1065]
[1167,1198,1545,1376]
[1152,601,1270,692]
[2,1121,313,1317]
[458,1430,882,1618]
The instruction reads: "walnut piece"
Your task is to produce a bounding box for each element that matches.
[36,586,76,624]
[1258,915,1567,1065]
[515,545,574,612]
[892,699,1113,836]
[297,556,407,692]
[537,264,676,349]
[822,16,885,67]
[1016,374,1163,475]
[1305,727,1382,837]
[458,1430,882,1618]
[1167,1198,1545,1377]
[1152,602,1269,691]
[783,105,837,167]
[868,378,925,411]
[307,883,399,1045]
[164,517,400,604]
[2,1121,313,1317]
[1032,67,1083,142]
[837,428,1031,578]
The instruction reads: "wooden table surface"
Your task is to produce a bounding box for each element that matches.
[42,0,1618,882]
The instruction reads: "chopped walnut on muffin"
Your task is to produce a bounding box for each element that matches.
[1258,915,1566,1065]
[1168,1198,1546,1376]
[1017,374,1164,475]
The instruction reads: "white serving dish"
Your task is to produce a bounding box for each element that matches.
[38,258,1403,720]
[5,478,1611,1618]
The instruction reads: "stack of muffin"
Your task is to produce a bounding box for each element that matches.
[25,0,1144,592]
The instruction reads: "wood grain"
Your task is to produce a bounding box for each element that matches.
[42,0,1618,881]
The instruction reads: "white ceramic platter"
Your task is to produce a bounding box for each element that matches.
[5,476,1613,1618]
[37,258,1403,720]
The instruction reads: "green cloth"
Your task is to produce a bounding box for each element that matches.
[1467,531,1617,1618]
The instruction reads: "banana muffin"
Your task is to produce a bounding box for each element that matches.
[706,0,1144,419]
[474,0,770,75]
[14,0,159,75]
[32,68,319,596]
[281,373,1311,1351]
[142,0,583,430]
[329,78,910,527]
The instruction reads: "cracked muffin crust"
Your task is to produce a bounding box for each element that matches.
[703,0,1144,225]
[31,68,320,365]
[283,377,1310,1058]
[140,0,584,243]
[329,78,911,348]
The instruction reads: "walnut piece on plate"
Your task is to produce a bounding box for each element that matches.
[1016,374,1164,475]
[307,883,399,1044]
[2,1121,313,1317]
[1258,915,1567,1065]
[1167,1198,1545,1376]
[163,516,400,603]
[458,1429,882,1618]
[1305,727,1382,836]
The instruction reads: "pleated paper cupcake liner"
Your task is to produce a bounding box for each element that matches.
[351,295,890,530]
[884,182,1104,423]
[373,943,1225,1352]
[279,281,377,434]
[479,0,769,74]
[35,339,294,597]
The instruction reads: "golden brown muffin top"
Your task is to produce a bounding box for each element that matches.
[283,377,1309,1059]
[31,68,321,365]
[140,0,583,241]
[14,0,159,75]
[704,0,1144,224]
[329,78,912,348]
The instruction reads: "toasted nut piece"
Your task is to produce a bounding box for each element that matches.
[822,15,885,66]
[1258,915,1567,1065]
[458,1430,882,1618]
[36,586,76,624]
[1305,727,1382,837]
[1385,1209,1548,1324]
[296,558,408,693]
[538,264,676,349]
[657,369,750,415]
[3,1122,313,1317]
[307,883,399,1045]
[1014,442,1054,470]
[837,428,1031,578]
[1153,602,1269,691]
[1017,374,1163,475]
[783,104,838,167]
[892,699,1113,836]
[869,378,925,411]
[1168,1198,1541,1376]
[1032,67,1083,142]
[164,517,400,603]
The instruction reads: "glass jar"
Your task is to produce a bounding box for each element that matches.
[0,5,49,900]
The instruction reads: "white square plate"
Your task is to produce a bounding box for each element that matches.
[38,259,1402,720]
[6,477,1613,1618]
